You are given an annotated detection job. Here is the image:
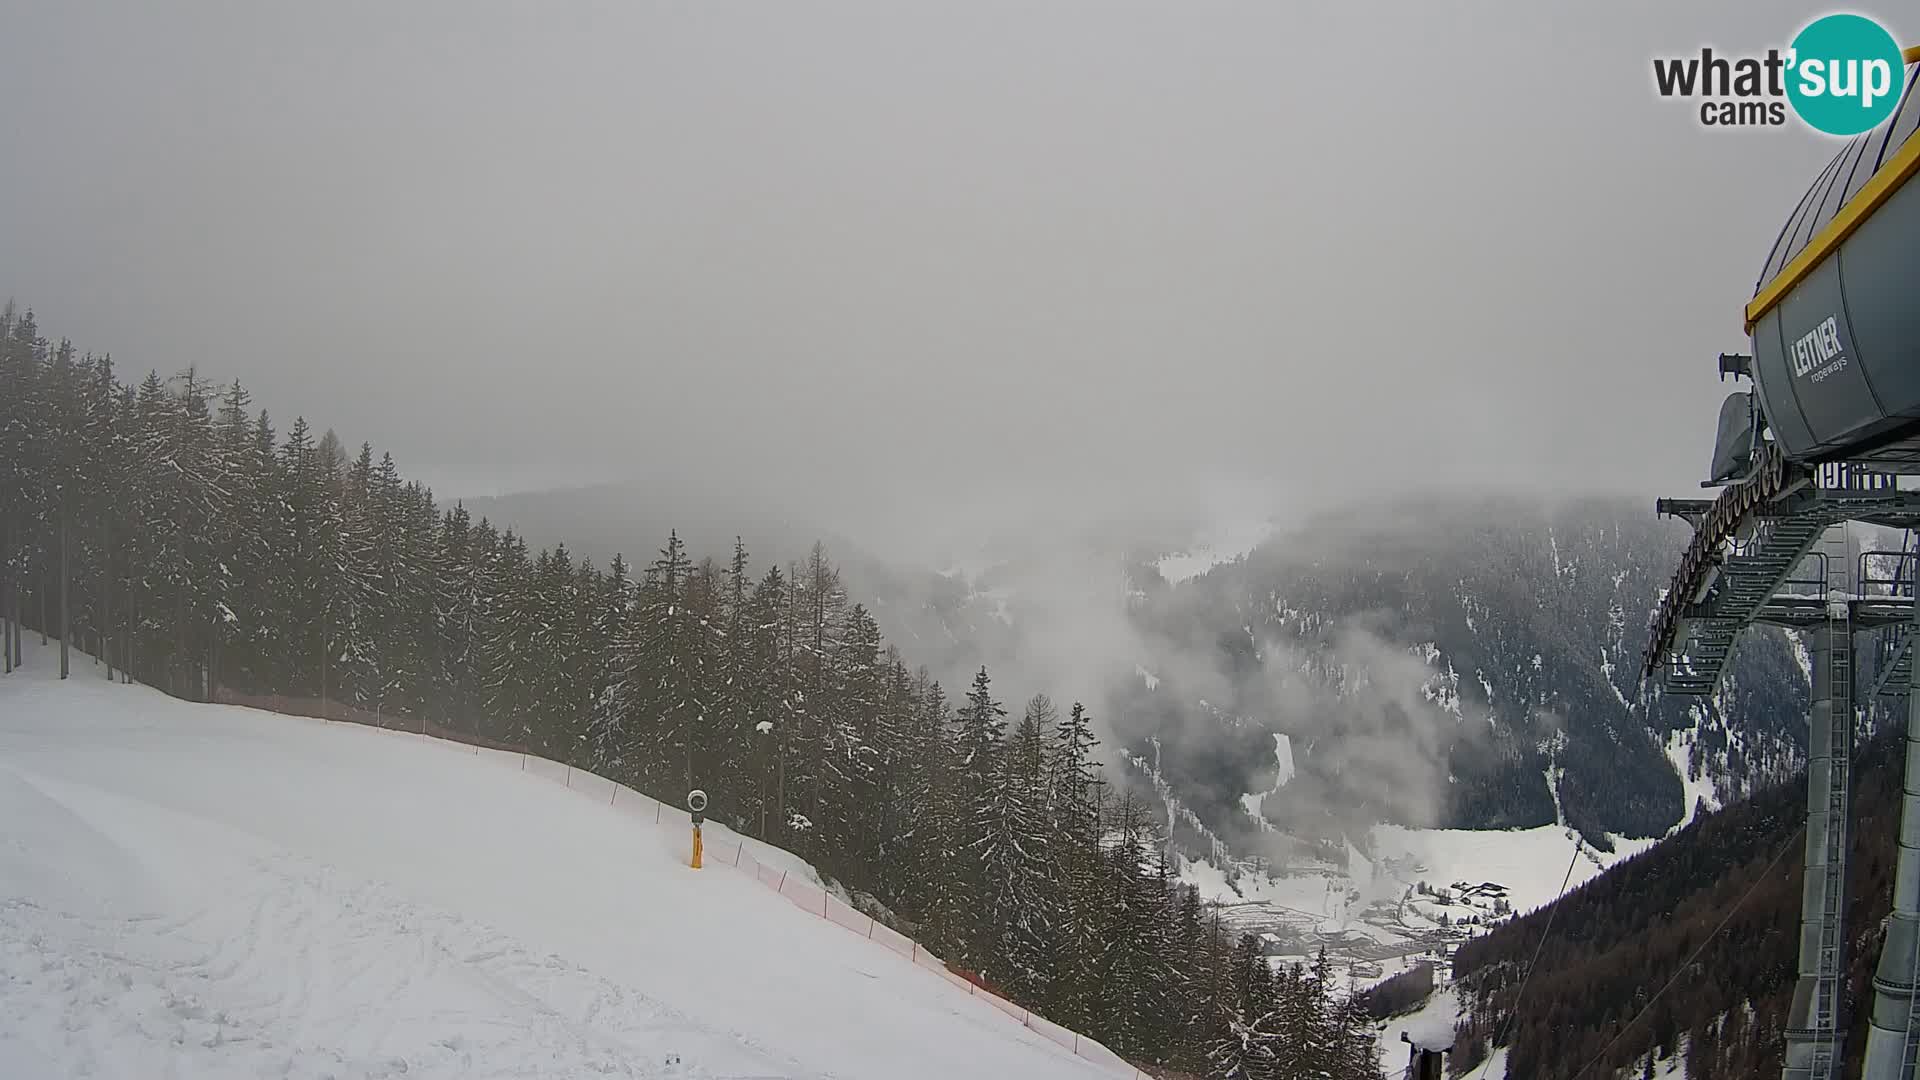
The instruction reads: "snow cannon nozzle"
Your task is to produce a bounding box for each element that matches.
[686,790,708,869]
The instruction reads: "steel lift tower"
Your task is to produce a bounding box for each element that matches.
[1651,472,1920,1077]
[1865,531,1920,1075]
[1645,50,1920,1080]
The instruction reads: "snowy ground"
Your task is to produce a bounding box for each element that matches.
[0,643,1114,1080]
[1189,821,1655,929]
[1663,729,1719,833]
[1375,987,1458,1077]
[1153,520,1275,586]
[1182,818,1662,998]
[1369,823,1658,918]
[1180,856,1349,925]
[1642,1038,1688,1080]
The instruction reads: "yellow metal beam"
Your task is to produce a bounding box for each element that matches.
[1746,57,1920,332]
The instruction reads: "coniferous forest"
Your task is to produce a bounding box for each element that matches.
[1451,721,1909,1080]
[0,306,1386,1080]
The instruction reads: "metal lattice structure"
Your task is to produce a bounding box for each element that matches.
[1645,464,1920,694]
[1860,532,1920,1077]
[1649,474,1920,1080]
[1643,48,1920,1080]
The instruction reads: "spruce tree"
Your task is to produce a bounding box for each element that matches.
[631,531,710,794]
[791,543,849,853]
[469,529,528,739]
[435,506,485,729]
[996,694,1059,1002]
[587,552,637,778]
[905,678,970,958]
[746,564,801,839]
[950,666,1007,968]
[1043,701,1106,1028]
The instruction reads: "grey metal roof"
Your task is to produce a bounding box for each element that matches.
[1756,64,1920,291]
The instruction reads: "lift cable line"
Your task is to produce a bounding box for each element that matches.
[1463,840,1584,1079]
[1561,652,1912,1080]
[1565,820,1810,1080]
[1506,700,1885,1080]
[1644,54,1920,1080]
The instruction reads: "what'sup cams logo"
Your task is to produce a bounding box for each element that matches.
[1653,13,1907,134]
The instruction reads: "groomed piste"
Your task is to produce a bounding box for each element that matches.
[0,639,1127,1080]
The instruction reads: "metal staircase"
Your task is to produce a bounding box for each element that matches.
[1871,533,1920,699]
[1652,469,1920,697]
[1783,530,1858,1080]
[1814,585,1852,1080]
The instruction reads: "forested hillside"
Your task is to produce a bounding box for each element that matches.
[1120,498,1816,855]
[1450,722,1909,1079]
[466,488,1823,868]
[0,305,1387,1079]
[456,482,1021,698]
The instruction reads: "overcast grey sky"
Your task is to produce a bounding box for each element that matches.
[0,1,1875,546]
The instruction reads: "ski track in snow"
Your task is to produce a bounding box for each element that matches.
[0,767,802,1080]
[0,644,1110,1080]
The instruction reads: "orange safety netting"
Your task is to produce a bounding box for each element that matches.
[209,687,1144,1078]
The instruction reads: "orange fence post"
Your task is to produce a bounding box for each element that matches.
[691,823,703,869]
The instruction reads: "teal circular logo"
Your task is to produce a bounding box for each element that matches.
[1786,14,1907,136]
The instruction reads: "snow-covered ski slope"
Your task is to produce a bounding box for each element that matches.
[0,644,1121,1080]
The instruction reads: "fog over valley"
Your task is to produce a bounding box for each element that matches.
[4,3,1903,1076]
